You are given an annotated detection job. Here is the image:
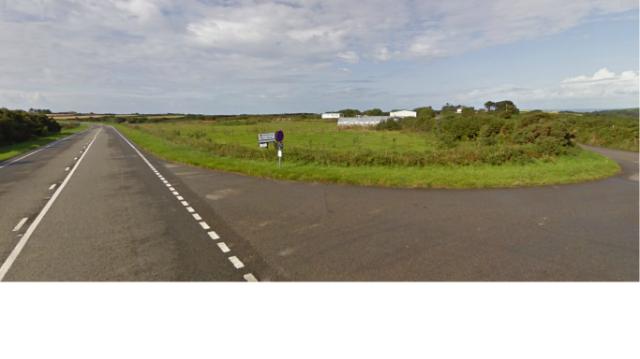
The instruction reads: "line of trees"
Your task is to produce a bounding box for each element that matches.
[0,108,61,147]
[335,100,519,118]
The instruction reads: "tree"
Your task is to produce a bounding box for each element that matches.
[494,100,519,116]
[363,108,386,116]
[338,109,362,117]
[441,103,457,113]
[484,101,496,112]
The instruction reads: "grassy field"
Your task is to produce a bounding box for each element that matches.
[115,120,620,188]
[0,123,88,162]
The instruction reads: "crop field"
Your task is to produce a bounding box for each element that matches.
[115,115,620,188]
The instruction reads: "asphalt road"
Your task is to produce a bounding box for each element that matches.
[0,126,637,281]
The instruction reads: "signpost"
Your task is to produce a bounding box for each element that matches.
[258,130,284,167]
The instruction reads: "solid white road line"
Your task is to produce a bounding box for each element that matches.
[192,213,202,221]
[0,128,102,281]
[217,242,230,253]
[0,148,46,169]
[243,273,258,282]
[0,131,84,170]
[12,218,28,232]
[199,221,210,230]
[228,256,244,269]
[207,231,220,240]
[48,184,57,191]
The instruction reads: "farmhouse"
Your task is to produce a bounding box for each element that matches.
[337,116,391,127]
[389,110,417,118]
[321,112,341,119]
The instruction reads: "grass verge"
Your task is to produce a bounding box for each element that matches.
[0,124,88,162]
[116,124,620,189]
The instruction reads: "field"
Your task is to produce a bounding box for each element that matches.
[114,117,620,188]
[0,122,88,162]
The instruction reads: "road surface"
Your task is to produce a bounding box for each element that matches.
[0,125,637,281]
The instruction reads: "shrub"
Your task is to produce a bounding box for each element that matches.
[437,115,481,141]
[375,119,401,131]
[0,108,62,146]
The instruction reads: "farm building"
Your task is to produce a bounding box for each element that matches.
[389,110,417,118]
[337,116,391,127]
[321,112,341,119]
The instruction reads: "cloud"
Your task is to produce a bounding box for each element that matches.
[0,1,637,112]
[455,68,639,107]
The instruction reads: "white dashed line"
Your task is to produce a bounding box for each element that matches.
[111,126,258,282]
[228,256,244,269]
[243,273,258,282]
[48,184,57,191]
[12,217,28,232]
[217,242,230,253]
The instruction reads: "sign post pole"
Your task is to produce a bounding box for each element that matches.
[275,130,284,168]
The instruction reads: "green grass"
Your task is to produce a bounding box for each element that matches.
[0,124,88,162]
[116,122,620,189]
[139,119,439,154]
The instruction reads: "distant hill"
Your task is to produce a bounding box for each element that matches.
[589,108,639,118]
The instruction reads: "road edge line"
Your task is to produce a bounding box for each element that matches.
[0,128,102,281]
[0,128,89,169]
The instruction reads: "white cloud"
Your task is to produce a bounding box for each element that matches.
[560,68,639,97]
[0,1,637,112]
[455,68,639,107]
[337,51,360,64]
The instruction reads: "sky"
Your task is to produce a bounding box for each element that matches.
[0,0,638,114]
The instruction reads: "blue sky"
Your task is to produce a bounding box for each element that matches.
[0,0,638,114]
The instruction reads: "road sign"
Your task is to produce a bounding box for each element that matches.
[258,132,276,144]
[275,130,284,142]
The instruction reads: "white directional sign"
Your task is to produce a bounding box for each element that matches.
[258,132,276,144]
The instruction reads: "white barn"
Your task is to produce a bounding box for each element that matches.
[389,110,417,118]
[321,113,341,119]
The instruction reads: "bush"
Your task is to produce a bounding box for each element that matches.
[437,115,481,141]
[375,119,401,131]
[0,108,62,146]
